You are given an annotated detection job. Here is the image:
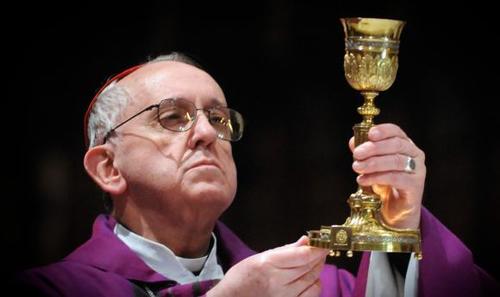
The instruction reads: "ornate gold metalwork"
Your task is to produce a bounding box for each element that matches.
[308,18,422,260]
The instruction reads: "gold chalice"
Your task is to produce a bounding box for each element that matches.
[308,17,422,259]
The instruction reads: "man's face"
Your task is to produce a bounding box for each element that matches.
[110,61,237,219]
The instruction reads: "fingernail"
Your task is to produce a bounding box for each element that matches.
[295,235,309,246]
[352,161,363,171]
[369,128,381,140]
[356,175,364,184]
[353,146,366,158]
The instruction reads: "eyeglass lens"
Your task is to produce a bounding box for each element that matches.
[157,99,243,141]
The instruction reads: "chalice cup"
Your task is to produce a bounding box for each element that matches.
[308,18,422,259]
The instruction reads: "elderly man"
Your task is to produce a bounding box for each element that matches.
[19,53,498,297]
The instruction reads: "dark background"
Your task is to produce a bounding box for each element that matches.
[6,0,499,282]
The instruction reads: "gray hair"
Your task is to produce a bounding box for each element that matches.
[86,52,203,147]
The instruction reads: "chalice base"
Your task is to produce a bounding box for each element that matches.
[308,189,422,259]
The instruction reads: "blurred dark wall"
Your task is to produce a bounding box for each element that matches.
[6,0,499,281]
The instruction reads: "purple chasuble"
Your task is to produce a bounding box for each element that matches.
[17,208,499,296]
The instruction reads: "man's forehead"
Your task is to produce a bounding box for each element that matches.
[117,61,226,106]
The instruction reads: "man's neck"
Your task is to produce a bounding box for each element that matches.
[112,205,216,258]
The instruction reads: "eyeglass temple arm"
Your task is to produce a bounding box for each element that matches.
[103,104,159,142]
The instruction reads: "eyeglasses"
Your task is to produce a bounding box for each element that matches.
[103,98,244,144]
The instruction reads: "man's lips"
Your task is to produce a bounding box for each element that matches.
[187,159,221,171]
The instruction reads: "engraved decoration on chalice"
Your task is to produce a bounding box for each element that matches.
[307,18,422,259]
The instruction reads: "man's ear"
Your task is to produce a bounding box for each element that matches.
[83,145,126,195]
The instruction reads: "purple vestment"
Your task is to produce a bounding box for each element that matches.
[18,208,498,296]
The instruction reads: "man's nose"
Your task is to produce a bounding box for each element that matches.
[187,111,218,148]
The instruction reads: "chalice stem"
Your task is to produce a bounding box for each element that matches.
[353,91,380,197]
[354,91,380,146]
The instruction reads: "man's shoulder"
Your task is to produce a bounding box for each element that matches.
[23,259,105,278]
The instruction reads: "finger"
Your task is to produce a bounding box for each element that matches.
[349,136,355,152]
[356,170,425,192]
[286,235,310,247]
[371,184,395,200]
[277,254,326,285]
[288,258,324,295]
[298,279,322,297]
[266,245,328,269]
[368,123,408,141]
[353,137,422,161]
[276,236,308,252]
[353,154,418,175]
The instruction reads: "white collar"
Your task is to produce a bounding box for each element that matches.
[114,223,224,284]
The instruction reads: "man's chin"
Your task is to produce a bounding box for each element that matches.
[186,185,234,204]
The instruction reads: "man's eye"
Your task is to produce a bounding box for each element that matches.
[159,111,189,126]
[211,115,227,124]
[210,109,229,124]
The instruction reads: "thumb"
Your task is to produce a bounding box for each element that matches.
[288,235,309,247]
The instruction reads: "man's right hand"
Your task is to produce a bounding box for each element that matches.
[207,236,328,297]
